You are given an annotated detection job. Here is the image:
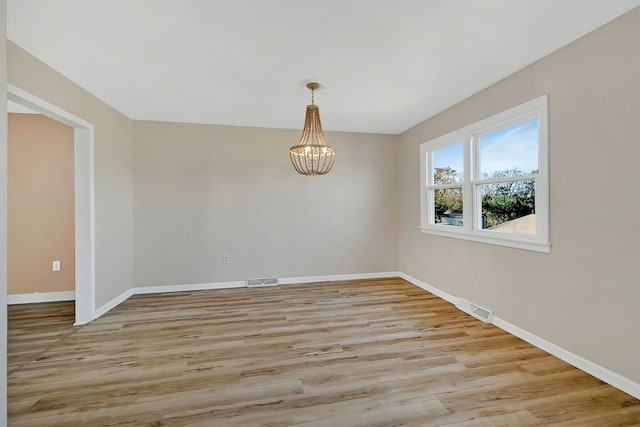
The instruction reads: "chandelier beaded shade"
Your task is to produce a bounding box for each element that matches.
[289,82,336,175]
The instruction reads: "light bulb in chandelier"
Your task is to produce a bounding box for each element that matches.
[289,82,336,175]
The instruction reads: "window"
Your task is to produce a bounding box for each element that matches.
[420,96,549,252]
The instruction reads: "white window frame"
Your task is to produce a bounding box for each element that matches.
[420,95,550,253]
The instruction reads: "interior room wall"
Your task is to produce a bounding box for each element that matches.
[8,113,75,294]
[7,42,134,308]
[133,121,398,286]
[397,8,640,383]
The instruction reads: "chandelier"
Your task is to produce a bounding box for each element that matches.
[289,82,336,175]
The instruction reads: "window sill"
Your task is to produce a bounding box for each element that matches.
[419,226,551,253]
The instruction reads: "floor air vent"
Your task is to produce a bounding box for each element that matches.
[456,298,493,323]
[247,277,279,287]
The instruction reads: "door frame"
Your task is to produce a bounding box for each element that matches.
[8,84,95,324]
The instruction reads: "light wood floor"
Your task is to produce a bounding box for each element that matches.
[8,278,640,426]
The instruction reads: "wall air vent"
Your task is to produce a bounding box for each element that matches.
[247,277,279,287]
[456,298,493,323]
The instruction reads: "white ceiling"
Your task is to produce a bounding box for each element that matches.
[7,1,640,134]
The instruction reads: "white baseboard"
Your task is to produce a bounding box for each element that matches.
[399,272,640,400]
[8,291,75,305]
[131,281,246,295]
[92,289,133,321]
[398,272,458,305]
[279,271,400,285]
[492,316,640,400]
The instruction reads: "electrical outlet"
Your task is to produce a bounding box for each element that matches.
[52,260,61,271]
[223,254,230,264]
[353,250,359,259]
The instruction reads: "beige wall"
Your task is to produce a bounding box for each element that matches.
[397,8,640,383]
[133,121,398,286]
[8,42,134,307]
[8,113,75,294]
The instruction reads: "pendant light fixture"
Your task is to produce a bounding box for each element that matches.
[289,82,336,175]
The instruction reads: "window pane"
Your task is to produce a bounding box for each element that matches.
[433,187,463,226]
[481,179,535,234]
[479,119,538,179]
[433,142,463,184]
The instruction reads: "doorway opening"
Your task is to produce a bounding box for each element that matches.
[7,84,95,325]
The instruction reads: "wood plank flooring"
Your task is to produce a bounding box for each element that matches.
[7,278,640,426]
